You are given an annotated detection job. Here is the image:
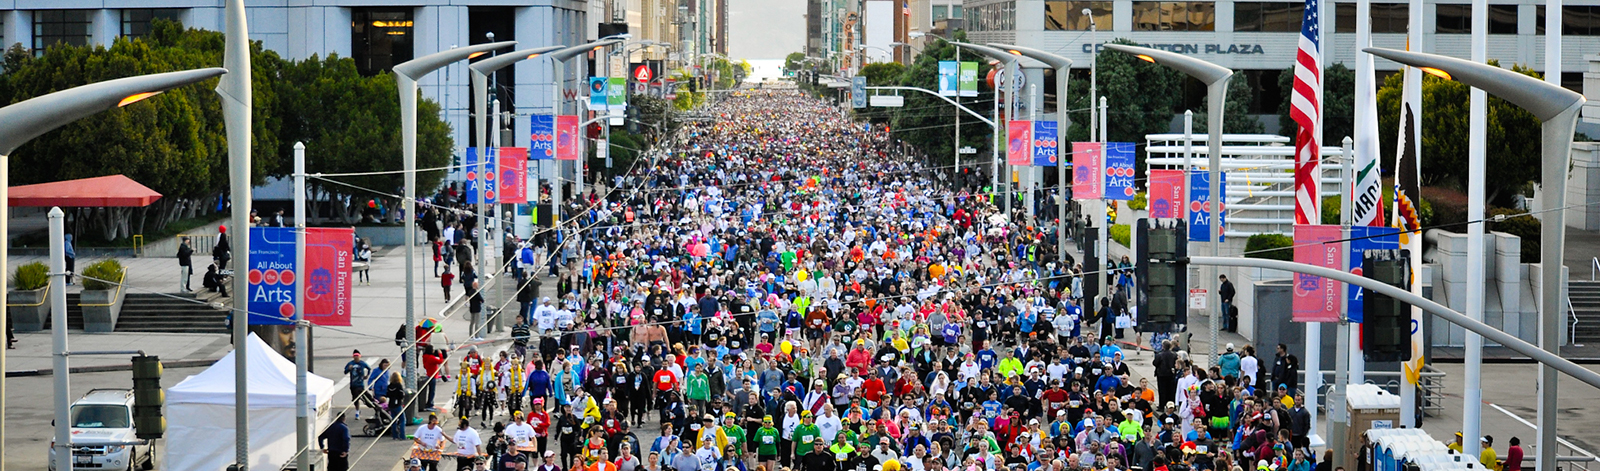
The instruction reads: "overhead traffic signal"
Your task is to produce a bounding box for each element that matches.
[131,355,165,439]
[1137,219,1188,330]
[1361,249,1411,362]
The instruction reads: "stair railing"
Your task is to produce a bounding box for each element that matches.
[1574,297,1584,347]
[1592,256,1599,281]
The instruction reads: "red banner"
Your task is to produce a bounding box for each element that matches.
[305,227,353,326]
[1148,169,1185,219]
[1071,142,1104,200]
[556,115,580,161]
[1006,120,1033,166]
[1292,224,1342,323]
[499,147,528,204]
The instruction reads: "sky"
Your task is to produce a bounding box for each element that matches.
[727,0,807,60]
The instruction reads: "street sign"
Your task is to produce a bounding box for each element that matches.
[869,95,904,107]
[633,64,654,82]
[1189,288,1208,310]
[959,147,978,154]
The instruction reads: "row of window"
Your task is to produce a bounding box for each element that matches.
[931,4,966,21]
[30,9,180,54]
[968,1,1017,31]
[1041,1,1600,34]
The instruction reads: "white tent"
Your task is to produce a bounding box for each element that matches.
[165,333,340,471]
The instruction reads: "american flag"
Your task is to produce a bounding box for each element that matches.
[1290,0,1322,225]
[904,2,911,15]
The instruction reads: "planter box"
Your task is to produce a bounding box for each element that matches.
[80,288,125,333]
[7,287,48,332]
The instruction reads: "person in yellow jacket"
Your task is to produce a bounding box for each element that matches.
[996,350,1025,379]
[1479,435,1501,471]
[693,414,730,457]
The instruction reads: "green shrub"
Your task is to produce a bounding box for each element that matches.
[1110,224,1131,247]
[1129,192,1148,211]
[1487,207,1541,263]
[1244,233,1294,262]
[80,259,125,291]
[10,262,47,291]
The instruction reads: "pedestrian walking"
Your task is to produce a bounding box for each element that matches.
[318,413,351,471]
[177,236,194,292]
[213,226,231,269]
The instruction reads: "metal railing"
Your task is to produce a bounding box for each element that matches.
[1306,367,1447,417]
[1592,256,1598,281]
[78,268,129,307]
[1575,297,1585,347]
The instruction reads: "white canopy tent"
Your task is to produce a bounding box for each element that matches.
[164,333,340,471]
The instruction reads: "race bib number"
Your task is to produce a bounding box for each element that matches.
[764,436,776,444]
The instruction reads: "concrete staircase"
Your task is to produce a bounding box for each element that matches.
[1571,280,1600,345]
[44,291,230,333]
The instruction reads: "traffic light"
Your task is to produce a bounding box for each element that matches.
[131,355,165,439]
[1081,225,1100,306]
[1137,219,1188,331]
[1362,249,1411,362]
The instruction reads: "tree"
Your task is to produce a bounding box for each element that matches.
[1063,38,1185,179]
[858,62,906,86]
[886,30,997,181]
[1276,63,1356,143]
[785,52,807,73]
[1192,72,1265,135]
[1375,61,1543,204]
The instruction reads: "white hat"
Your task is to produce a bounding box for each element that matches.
[1225,343,1235,351]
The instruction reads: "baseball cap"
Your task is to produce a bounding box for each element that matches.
[408,458,423,468]
[545,451,556,457]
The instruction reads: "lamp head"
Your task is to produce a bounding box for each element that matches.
[1363,47,1583,121]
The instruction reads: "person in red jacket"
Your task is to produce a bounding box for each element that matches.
[653,365,679,392]
[859,371,886,406]
[528,399,552,453]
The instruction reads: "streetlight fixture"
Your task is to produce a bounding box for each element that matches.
[988,43,1073,264]
[952,42,1033,218]
[1101,43,1232,367]
[0,66,226,471]
[393,40,515,408]
[541,38,627,232]
[1363,46,1585,471]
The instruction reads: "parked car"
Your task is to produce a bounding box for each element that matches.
[47,388,155,471]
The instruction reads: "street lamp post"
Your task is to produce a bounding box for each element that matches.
[1363,47,1585,471]
[393,40,515,412]
[1102,44,1232,369]
[0,66,225,471]
[216,2,251,467]
[952,42,1033,219]
[543,38,627,233]
[469,45,564,334]
[988,44,1072,263]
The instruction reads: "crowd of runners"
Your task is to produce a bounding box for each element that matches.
[384,88,1324,471]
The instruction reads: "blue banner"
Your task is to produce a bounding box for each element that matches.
[938,61,959,97]
[529,114,555,160]
[246,227,296,325]
[1188,171,1226,242]
[465,147,498,204]
[1104,142,1136,200]
[1031,121,1058,166]
[852,76,867,108]
[589,77,608,110]
[1346,226,1400,323]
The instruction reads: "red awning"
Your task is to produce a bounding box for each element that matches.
[9,175,163,208]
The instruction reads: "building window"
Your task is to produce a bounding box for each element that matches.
[351,8,415,76]
[1132,1,1216,31]
[1233,2,1304,32]
[1335,3,1407,32]
[1564,5,1600,36]
[1435,4,1471,33]
[1487,5,1518,34]
[32,10,92,55]
[1046,1,1113,30]
[952,5,964,18]
[969,2,1016,31]
[933,5,949,20]
[122,9,183,39]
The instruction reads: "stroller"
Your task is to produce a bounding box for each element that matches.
[355,392,395,437]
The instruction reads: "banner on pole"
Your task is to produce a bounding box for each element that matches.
[1346,226,1400,323]
[959,62,979,97]
[1072,142,1104,200]
[1187,171,1226,242]
[1148,169,1185,219]
[465,147,498,204]
[556,115,580,161]
[607,76,627,110]
[852,76,868,108]
[1104,142,1136,200]
[589,77,608,110]
[499,147,528,204]
[1006,120,1033,166]
[938,61,959,96]
[1031,121,1059,167]
[530,114,556,160]
[247,227,353,326]
[1293,224,1344,323]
